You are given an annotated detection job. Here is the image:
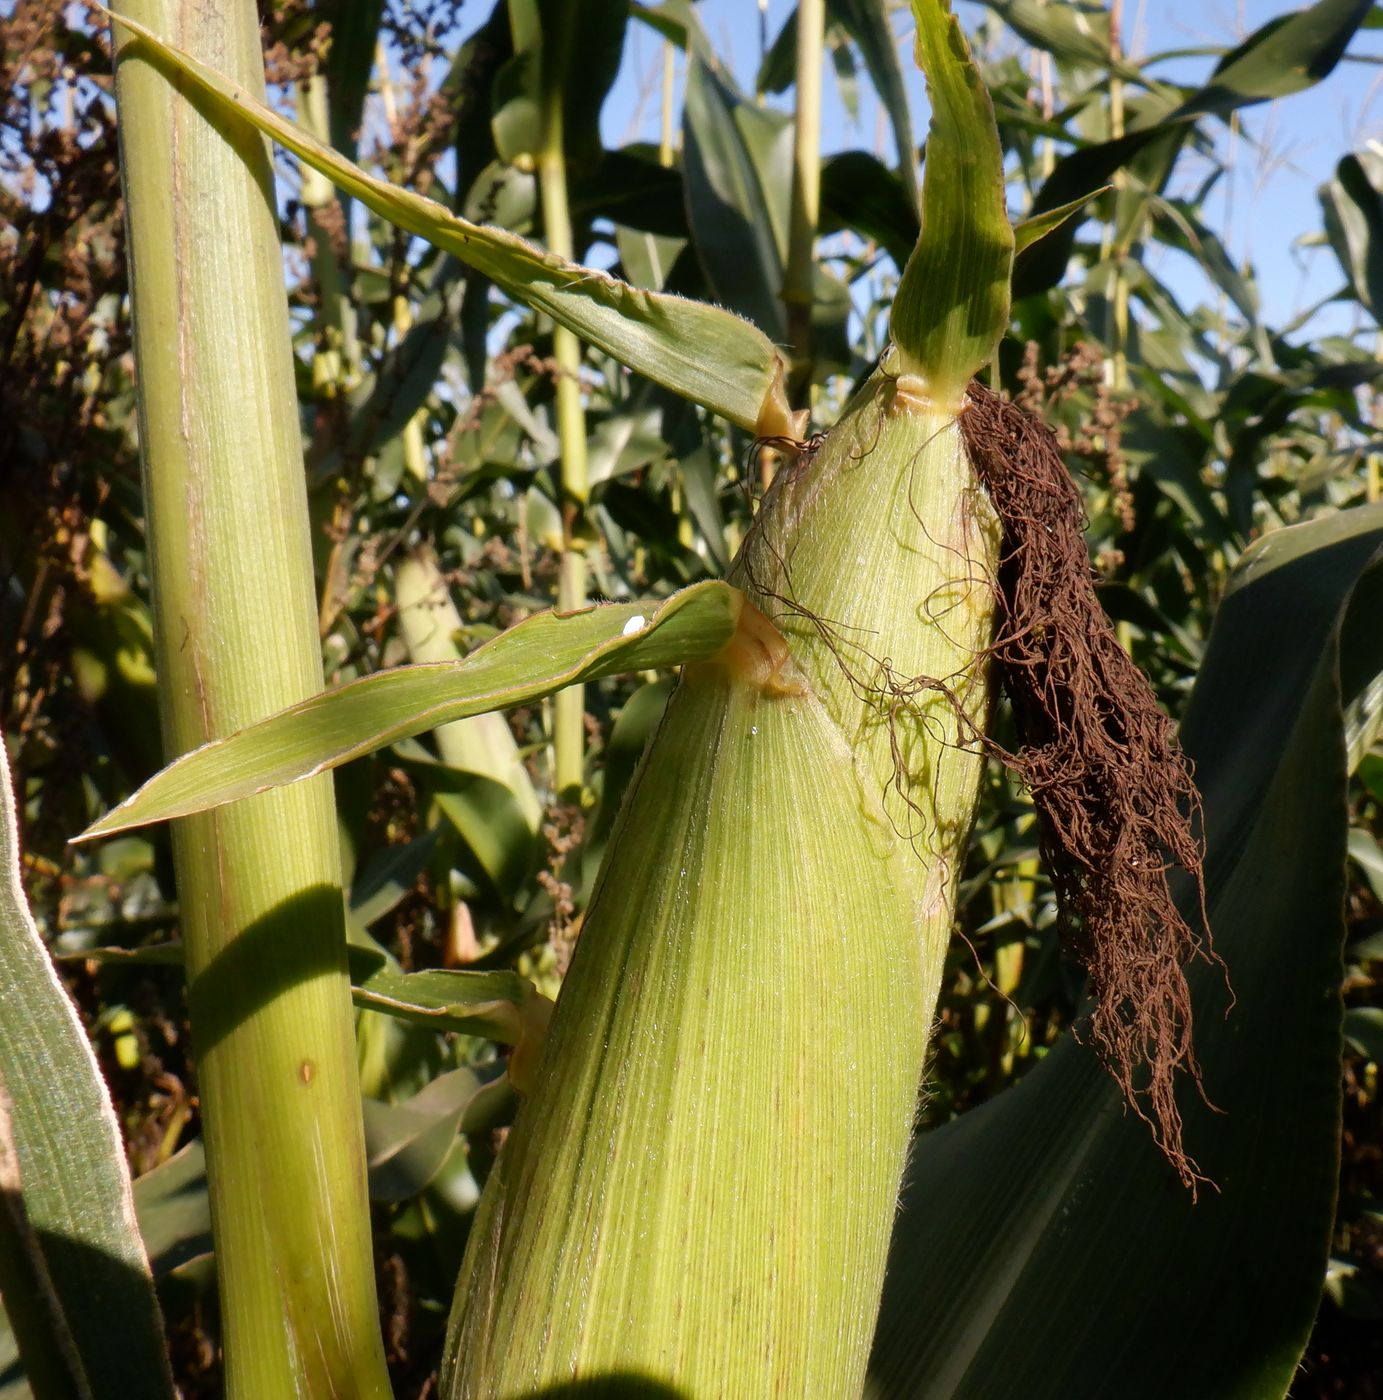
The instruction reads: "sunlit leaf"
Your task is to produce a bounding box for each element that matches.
[891,0,1013,402]
[78,582,747,839]
[101,7,797,437]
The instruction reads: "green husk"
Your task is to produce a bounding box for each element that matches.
[441,363,998,1395]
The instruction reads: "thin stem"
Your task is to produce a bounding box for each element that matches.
[784,0,824,409]
[536,11,589,801]
[659,41,675,168]
[111,4,390,1395]
[1106,0,1129,391]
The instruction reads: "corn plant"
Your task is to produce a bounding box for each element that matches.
[3,0,1383,1397]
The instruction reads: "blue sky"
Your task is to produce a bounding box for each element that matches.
[601,2,1383,341]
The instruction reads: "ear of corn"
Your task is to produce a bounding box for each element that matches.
[441,368,999,1396]
[439,3,1013,1391]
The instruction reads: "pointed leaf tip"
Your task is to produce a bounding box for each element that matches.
[891,0,1013,405]
[77,583,746,841]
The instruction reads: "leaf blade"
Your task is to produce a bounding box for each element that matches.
[870,503,1383,1398]
[102,7,796,437]
[891,0,1013,403]
[0,743,173,1398]
[79,582,745,840]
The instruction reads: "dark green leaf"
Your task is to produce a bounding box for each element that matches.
[1321,149,1383,321]
[820,150,919,267]
[682,57,791,342]
[315,0,385,162]
[1017,0,1374,298]
[831,0,921,213]
[494,0,629,172]
[871,503,1383,1398]
[364,1068,490,1202]
[1344,1006,1383,1062]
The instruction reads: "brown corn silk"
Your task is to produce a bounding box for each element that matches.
[442,363,998,1397]
[960,380,1214,1188]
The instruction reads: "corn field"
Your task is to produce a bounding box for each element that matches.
[2,1,1382,1396]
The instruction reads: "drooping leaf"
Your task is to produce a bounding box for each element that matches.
[891,0,1013,403]
[351,951,545,1047]
[363,1068,502,1203]
[820,149,919,267]
[682,56,792,342]
[1321,149,1383,322]
[1163,0,1374,125]
[0,740,173,1399]
[831,0,921,213]
[572,148,687,239]
[78,583,747,839]
[979,0,1145,82]
[1015,0,1374,298]
[101,8,797,437]
[1150,196,1261,328]
[870,502,1383,1398]
[132,1141,211,1283]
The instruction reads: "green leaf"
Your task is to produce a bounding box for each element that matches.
[493,0,629,172]
[1347,825,1383,903]
[416,764,540,901]
[1016,0,1374,298]
[349,828,442,928]
[78,582,746,839]
[345,281,460,460]
[573,149,687,239]
[820,150,920,267]
[351,953,542,1045]
[891,0,1013,403]
[364,1068,513,1202]
[980,0,1145,82]
[1150,196,1262,327]
[1344,1006,1383,1063]
[132,1141,211,1282]
[0,741,173,1398]
[102,7,797,438]
[1012,187,1109,256]
[831,0,921,213]
[682,56,792,342]
[870,502,1383,1397]
[1321,149,1383,322]
[1165,0,1374,123]
[316,0,385,162]
[614,225,688,291]
[55,941,540,1045]
[759,1,918,213]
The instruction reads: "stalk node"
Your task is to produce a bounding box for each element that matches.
[694,598,807,698]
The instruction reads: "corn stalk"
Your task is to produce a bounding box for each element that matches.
[110,3,388,1393]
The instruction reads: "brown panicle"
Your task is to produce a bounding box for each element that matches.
[959,379,1219,1190]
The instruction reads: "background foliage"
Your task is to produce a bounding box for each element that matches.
[2,0,1381,1393]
